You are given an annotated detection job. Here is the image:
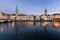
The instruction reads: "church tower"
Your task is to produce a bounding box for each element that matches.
[44,8,48,16]
[16,5,18,18]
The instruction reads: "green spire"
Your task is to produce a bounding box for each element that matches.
[16,5,18,12]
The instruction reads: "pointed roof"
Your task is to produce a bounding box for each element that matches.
[16,5,18,12]
[45,8,47,12]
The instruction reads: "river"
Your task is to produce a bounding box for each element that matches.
[0,22,60,40]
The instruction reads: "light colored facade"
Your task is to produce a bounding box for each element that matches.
[47,14,54,20]
[40,9,48,20]
[0,12,10,20]
[35,16,40,20]
[0,12,5,19]
[1,8,60,21]
[9,14,34,21]
[10,15,16,20]
[40,14,48,20]
[53,14,60,18]
[4,14,10,19]
[53,14,60,21]
[16,15,34,20]
[16,16,29,20]
[29,15,34,20]
[40,9,54,20]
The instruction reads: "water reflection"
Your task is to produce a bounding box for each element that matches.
[0,22,60,32]
[41,22,49,26]
[12,22,15,27]
[0,24,4,32]
[27,22,34,26]
[53,22,60,28]
[0,22,60,40]
[0,22,59,32]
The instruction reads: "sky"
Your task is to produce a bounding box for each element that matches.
[0,0,60,15]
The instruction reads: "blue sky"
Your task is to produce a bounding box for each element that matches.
[0,0,60,15]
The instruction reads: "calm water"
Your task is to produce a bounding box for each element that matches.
[0,22,60,40]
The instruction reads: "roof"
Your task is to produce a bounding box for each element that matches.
[18,14,27,16]
[54,13,60,15]
[12,14,16,15]
[0,12,10,16]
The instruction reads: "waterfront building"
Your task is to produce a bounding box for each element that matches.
[16,14,28,20]
[42,14,48,20]
[1,7,60,22]
[5,14,10,20]
[17,15,34,21]
[10,14,16,20]
[40,9,54,21]
[40,9,47,20]
[35,15,40,20]
[53,13,60,21]
[46,14,54,20]
[29,15,34,20]
[27,22,34,26]
[40,14,43,20]
[0,12,5,19]
[53,13,60,18]
[9,5,34,21]
[10,6,19,21]
[0,12,10,19]
[40,9,48,20]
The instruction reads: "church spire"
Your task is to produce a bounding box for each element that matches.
[16,5,18,17]
[45,8,47,12]
[16,5,18,12]
[44,8,48,15]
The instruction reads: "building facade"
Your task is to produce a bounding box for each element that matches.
[53,13,60,21]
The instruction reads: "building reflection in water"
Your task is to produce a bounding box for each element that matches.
[0,22,34,32]
[36,22,41,26]
[41,22,49,31]
[41,22,49,27]
[53,22,60,28]
[12,22,15,27]
[8,22,11,27]
[0,24,4,32]
[27,22,34,26]
[11,22,16,32]
[0,21,60,40]
[1,26,4,32]
[0,21,60,32]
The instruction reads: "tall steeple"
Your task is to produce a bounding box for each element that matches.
[16,5,18,17]
[44,8,48,16]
